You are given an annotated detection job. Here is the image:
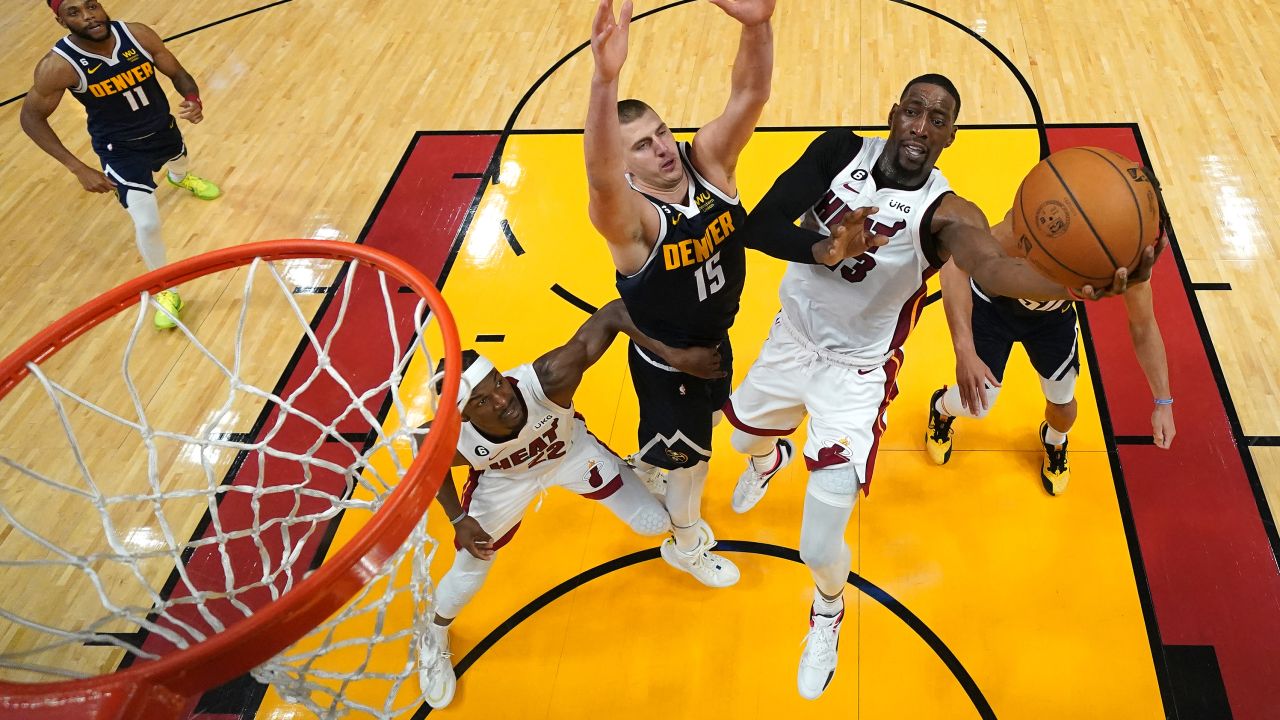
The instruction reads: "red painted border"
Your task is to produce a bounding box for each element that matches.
[1051,127,1280,719]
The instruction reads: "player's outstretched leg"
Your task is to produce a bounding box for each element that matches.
[796,468,857,699]
[660,461,739,587]
[730,430,794,513]
[165,151,221,200]
[419,551,495,708]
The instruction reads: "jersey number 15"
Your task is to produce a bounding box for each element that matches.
[694,252,726,302]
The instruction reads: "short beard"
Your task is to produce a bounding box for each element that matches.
[68,16,111,42]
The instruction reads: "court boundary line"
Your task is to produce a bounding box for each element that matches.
[413,542,996,720]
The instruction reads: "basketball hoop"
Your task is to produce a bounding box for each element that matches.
[0,240,462,719]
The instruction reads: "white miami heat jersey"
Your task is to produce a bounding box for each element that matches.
[779,136,953,364]
[456,364,583,480]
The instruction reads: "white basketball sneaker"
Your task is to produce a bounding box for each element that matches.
[626,453,668,496]
[797,606,844,700]
[660,535,740,587]
[417,622,456,709]
[732,439,794,513]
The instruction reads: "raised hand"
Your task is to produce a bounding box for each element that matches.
[708,0,776,26]
[1077,233,1167,299]
[590,0,633,82]
[812,206,882,265]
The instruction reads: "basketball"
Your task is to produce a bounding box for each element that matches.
[1011,147,1163,289]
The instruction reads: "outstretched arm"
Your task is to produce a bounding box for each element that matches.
[534,300,723,406]
[584,0,658,273]
[19,54,115,193]
[1122,282,1175,448]
[128,22,203,123]
[939,260,1001,413]
[688,0,775,192]
[935,195,1071,301]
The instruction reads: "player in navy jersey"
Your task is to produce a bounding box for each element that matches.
[584,0,774,586]
[726,75,1164,699]
[923,209,1175,494]
[20,0,221,328]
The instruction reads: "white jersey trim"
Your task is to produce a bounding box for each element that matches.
[104,165,154,193]
[633,344,679,373]
[636,429,711,459]
[619,200,668,280]
[678,142,740,206]
[50,46,88,93]
[64,25,124,64]
[117,23,154,62]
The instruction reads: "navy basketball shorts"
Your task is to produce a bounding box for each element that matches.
[627,339,733,470]
[971,288,1081,392]
[94,116,186,208]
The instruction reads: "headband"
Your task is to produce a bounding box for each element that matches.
[458,355,496,411]
[51,0,65,15]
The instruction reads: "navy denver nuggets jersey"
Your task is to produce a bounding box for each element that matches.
[616,142,748,347]
[971,278,1073,317]
[51,21,171,147]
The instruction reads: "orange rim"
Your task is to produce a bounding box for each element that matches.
[0,240,461,719]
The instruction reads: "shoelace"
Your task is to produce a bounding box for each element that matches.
[679,544,723,574]
[800,618,839,666]
[930,413,955,442]
[1045,445,1068,473]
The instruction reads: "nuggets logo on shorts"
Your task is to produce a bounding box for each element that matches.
[665,449,690,464]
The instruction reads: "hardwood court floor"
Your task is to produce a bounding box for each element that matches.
[0,1,1277,718]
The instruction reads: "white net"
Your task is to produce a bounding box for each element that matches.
[0,252,451,718]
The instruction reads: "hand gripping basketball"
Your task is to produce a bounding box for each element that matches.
[813,206,882,265]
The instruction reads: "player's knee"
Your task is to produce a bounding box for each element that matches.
[627,505,672,536]
[731,428,776,456]
[807,466,860,509]
[1039,369,1078,406]
[970,387,1000,419]
[435,555,493,615]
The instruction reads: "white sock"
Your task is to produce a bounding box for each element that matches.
[672,520,701,553]
[749,442,780,474]
[666,463,709,552]
[813,587,844,617]
[1044,425,1068,446]
[166,152,190,183]
[124,189,166,270]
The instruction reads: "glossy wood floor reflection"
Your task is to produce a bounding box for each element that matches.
[1,1,1277,719]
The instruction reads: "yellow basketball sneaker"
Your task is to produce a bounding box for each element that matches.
[1040,421,1071,495]
[167,172,221,200]
[924,387,956,465]
[153,290,184,329]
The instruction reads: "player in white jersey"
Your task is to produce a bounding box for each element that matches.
[415,300,727,710]
[924,208,1176,494]
[723,74,1163,699]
